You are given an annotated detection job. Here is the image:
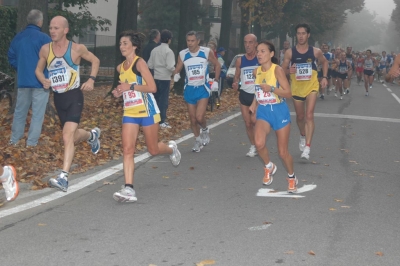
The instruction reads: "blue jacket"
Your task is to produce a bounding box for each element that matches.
[8,24,51,88]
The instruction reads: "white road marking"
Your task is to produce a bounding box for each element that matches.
[257,184,317,198]
[391,93,400,104]
[0,110,396,219]
[248,224,272,231]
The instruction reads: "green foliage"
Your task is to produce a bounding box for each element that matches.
[138,0,206,54]
[0,6,17,76]
[48,0,112,38]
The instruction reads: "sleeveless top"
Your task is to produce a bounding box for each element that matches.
[119,56,159,118]
[364,58,374,70]
[254,64,284,105]
[179,46,210,88]
[356,58,364,68]
[290,46,319,97]
[346,53,353,64]
[240,54,258,93]
[338,60,348,74]
[324,52,333,69]
[47,41,80,93]
[379,56,387,67]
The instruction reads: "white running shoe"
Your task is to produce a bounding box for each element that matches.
[1,166,19,201]
[334,92,338,98]
[299,136,306,152]
[246,145,258,157]
[113,186,137,203]
[160,122,172,129]
[301,146,310,160]
[168,140,181,166]
[200,128,210,146]
[192,140,203,152]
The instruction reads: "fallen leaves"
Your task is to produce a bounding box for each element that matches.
[375,251,384,256]
[196,260,215,266]
[308,250,316,256]
[0,86,239,187]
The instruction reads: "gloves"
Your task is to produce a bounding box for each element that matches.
[211,81,219,91]
[173,73,181,82]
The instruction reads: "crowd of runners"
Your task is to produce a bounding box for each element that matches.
[2,14,400,204]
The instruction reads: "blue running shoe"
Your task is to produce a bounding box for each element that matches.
[88,127,101,154]
[49,175,68,192]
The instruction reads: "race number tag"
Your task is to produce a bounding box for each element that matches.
[187,64,205,82]
[339,66,347,73]
[243,69,255,85]
[255,84,277,105]
[49,67,69,92]
[295,63,312,80]
[123,84,144,109]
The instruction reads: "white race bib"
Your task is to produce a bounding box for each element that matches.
[255,84,277,105]
[50,67,69,92]
[187,64,205,83]
[243,69,255,85]
[123,84,144,109]
[295,63,312,80]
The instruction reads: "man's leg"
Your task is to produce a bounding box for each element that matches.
[240,104,256,147]
[10,88,32,144]
[27,88,49,146]
[158,80,171,125]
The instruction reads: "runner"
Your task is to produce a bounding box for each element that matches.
[363,49,377,96]
[0,165,19,201]
[377,51,389,83]
[249,40,297,193]
[173,31,221,152]
[232,34,259,157]
[279,40,290,65]
[334,52,351,99]
[318,43,333,99]
[330,48,341,97]
[111,30,181,203]
[355,52,364,85]
[345,46,355,93]
[281,23,328,160]
[35,16,101,192]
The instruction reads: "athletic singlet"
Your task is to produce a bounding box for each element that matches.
[290,46,319,98]
[364,58,374,70]
[379,56,387,67]
[179,46,210,87]
[239,55,258,94]
[324,52,333,69]
[47,41,80,93]
[254,64,284,105]
[356,58,364,68]
[338,60,348,74]
[119,56,159,118]
[346,53,353,64]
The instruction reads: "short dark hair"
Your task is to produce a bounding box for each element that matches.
[367,49,372,53]
[160,29,173,43]
[295,23,310,34]
[148,29,160,41]
[119,30,145,54]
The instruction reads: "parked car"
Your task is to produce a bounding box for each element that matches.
[226,53,244,88]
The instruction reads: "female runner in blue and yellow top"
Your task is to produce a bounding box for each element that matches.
[111,30,181,203]
[249,40,298,193]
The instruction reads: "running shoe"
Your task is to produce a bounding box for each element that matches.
[369,85,372,90]
[192,140,203,152]
[88,127,101,154]
[49,174,68,192]
[263,163,277,186]
[334,92,338,98]
[365,92,369,96]
[113,186,137,203]
[340,95,343,100]
[2,165,19,201]
[301,146,310,160]
[246,145,258,157]
[160,122,172,129]
[299,136,306,152]
[287,176,298,193]
[168,140,181,166]
[346,89,350,94]
[319,94,324,100]
[200,128,210,146]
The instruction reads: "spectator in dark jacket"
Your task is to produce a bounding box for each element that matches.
[8,9,51,147]
[142,29,160,62]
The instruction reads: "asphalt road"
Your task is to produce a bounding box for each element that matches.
[0,80,399,266]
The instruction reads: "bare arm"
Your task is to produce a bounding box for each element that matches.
[232,57,242,90]
[315,48,328,87]
[173,54,183,75]
[208,50,221,81]
[77,43,100,91]
[35,44,51,89]
[281,49,293,75]
[274,65,292,98]
[386,54,400,82]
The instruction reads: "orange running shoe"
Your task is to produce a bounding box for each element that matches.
[2,165,19,201]
[262,163,277,185]
[287,176,298,193]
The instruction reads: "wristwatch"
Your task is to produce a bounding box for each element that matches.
[89,76,96,81]
[130,84,135,91]
[270,86,275,93]
[322,76,328,79]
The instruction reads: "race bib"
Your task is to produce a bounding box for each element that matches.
[339,66,347,73]
[187,64,205,82]
[255,84,277,105]
[295,63,312,80]
[123,84,144,109]
[49,67,69,92]
[243,69,255,85]
[357,62,363,67]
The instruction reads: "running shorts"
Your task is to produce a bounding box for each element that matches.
[256,101,291,131]
[54,88,83,127]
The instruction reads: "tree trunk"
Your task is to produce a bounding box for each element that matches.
[219,0,232,62]
[13,0,50,115]
[239,0,249,53]
[173,0,196,95]
[110,0,138,94]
